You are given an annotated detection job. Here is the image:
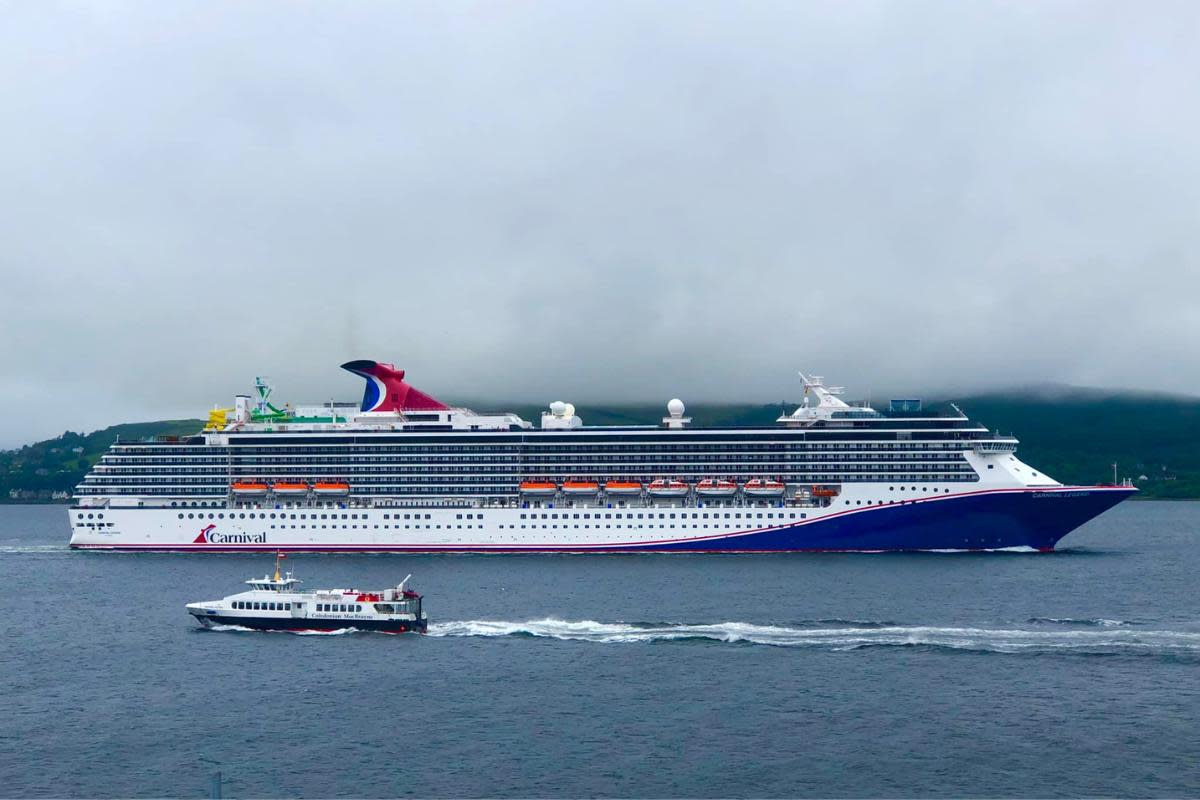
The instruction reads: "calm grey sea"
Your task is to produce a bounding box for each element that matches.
[1,501,1198,798]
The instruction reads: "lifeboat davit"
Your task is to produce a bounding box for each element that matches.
[271,482,310,496]
[696,478,738,497]
[604,480,643,495]
[561,480,600,495]
[231,481,269,496]
[648,479,689,498]
[519,480,558,496]
[313,481,351,496]
[744,478,786,497]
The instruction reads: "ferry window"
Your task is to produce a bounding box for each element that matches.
[355,605,362,612]
[253,602,261,610]
[178,513,184,519]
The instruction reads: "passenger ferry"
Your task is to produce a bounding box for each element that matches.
[186,555,427,633]
[69,360,1135,553]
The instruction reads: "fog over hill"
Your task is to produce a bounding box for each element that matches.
[2,3,1200,447]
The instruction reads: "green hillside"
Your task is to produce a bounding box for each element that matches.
[1,420,203,502]
[4,387,1198,501]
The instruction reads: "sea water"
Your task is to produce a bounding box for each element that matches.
[1,502,1197,797]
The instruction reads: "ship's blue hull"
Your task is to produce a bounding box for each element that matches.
[630,487,1136,552]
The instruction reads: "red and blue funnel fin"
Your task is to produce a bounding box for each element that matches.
[340,360,450,413]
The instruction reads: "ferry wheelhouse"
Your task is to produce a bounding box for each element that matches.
[69,360,1135,553]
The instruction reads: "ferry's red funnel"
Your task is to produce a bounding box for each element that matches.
[341,360,449,413]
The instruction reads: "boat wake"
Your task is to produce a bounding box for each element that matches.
[1026,616,1141,627]
[0,545,70,555]
[203,624,359,635]
[426,618,1200,656]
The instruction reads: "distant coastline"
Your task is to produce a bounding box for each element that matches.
[6,388,1200,501]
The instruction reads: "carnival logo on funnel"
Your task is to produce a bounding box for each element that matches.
[193,524,267,545]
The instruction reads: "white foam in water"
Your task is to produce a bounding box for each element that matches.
[426,618,1200,654]
[206,624,358,635]
[0,545,70,554]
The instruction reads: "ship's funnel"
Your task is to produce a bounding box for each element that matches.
[340,360,450,413]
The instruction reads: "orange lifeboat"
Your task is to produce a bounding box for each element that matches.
[744,478,786,497]
[313,481,351,496]
[604,480,643,495]
[271,481,310,496]
[648,479,689,498]
[519,480,558,496]
[696,478,738,497]
[231,481,269,496]
[811,485,840,498]
[562,479,600,495]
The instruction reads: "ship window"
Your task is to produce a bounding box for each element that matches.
[252,602,261,610]
[355,605,362,612]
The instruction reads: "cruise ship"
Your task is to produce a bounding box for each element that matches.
[68,360,1135,552]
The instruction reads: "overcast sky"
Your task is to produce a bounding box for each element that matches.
[1,1,1197,447]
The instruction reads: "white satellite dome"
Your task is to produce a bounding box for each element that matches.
[549,401,567,416]
[667,398,685,417]
[563,403,576,419]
